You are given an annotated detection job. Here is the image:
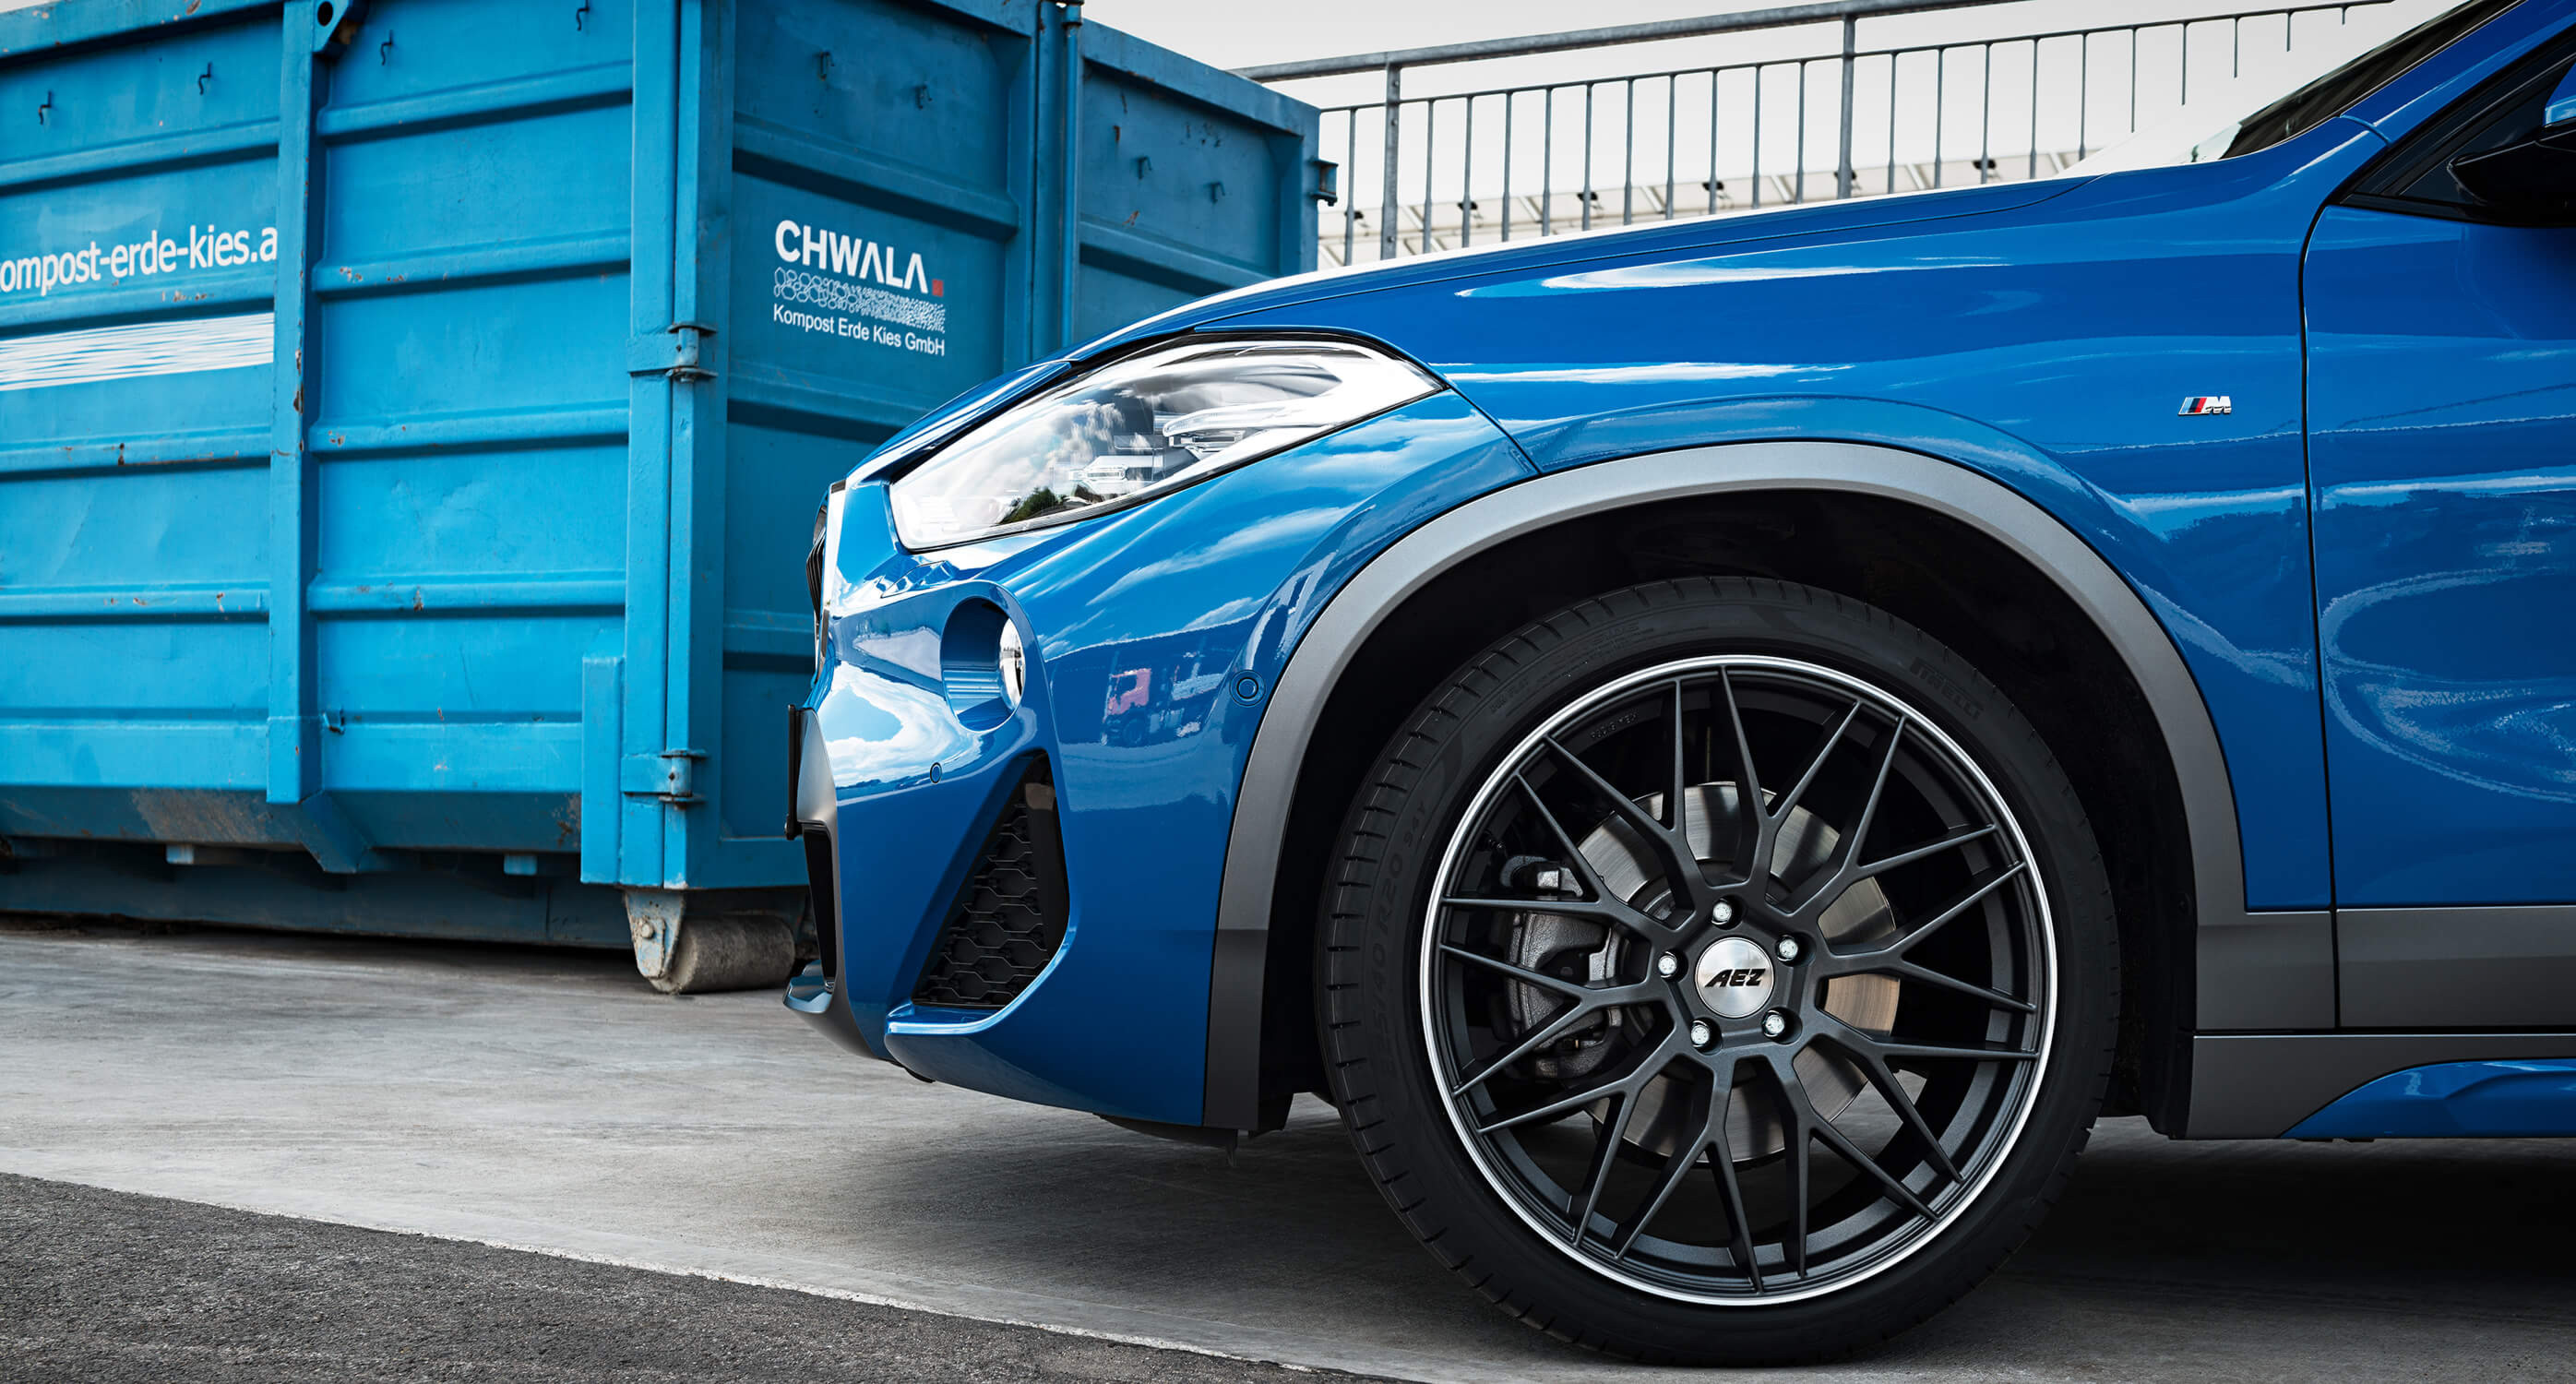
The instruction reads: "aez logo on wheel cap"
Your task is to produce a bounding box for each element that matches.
[1694,936,1774,1019]
[2178,395,2234,415]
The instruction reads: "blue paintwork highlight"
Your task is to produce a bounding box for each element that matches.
[2307,206,2576,906]
[2287,1060,2576,1139]
[2546,66,2576,126]
[0,0,1316,938]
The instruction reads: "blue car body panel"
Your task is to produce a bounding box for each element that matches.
[2307,205,2576,907]
[802,0,2576,1134]
[2288,1059,2576,1138]
[816,394,1530,1122]
[1207,153,2359,912]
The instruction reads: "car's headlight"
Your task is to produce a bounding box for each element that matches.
[887,338,1441,550]
[810,487,844,669]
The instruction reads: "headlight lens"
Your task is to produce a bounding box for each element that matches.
[813,488,846,669]
[887,338,1440,550]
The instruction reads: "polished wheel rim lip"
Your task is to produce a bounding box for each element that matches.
[1415,654,2058,1307]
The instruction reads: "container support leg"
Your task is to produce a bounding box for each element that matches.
[622,888,799,994]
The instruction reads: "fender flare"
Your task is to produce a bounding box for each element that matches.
[1201,439,2329,1130]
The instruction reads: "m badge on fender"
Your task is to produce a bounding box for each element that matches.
[2179,395,2234,415]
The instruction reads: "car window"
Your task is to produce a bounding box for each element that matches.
[2344,32,2576,218]
[2223,0,2525,156]
[2066,0,2518,177]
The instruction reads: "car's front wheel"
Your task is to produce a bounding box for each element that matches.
[1318,578,2116,1364]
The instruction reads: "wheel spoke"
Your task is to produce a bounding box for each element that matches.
[1777,1068,1813,1278]
[1437,942,1597,1002]
[1811,1110,1937,1222]
[1543,737,1705,913]
[1766,698,1860,834]
[1879,958,2037,1014]
[1440,893,1650,930]
[1511,773,1618,900]
[1865,1037,2039,1065]
[1570,1087,1643,1251]
[1851,822,2001,882]
[1787,717,1907,914]
[1474,1056,1655,1136]
[1716,670,1764,810]
[1830,861,2028,963]
[1844,716,1905,865]
[1712,671,1766,878]
[1705,1080,1764,1293]
[1610,1073,1723,1259]
[1815,1029,1963,1183]
[1437,944,1661,1095]
[1783,1068,1936,1221]
[1507,775,1669,938]
[1449,1001,1596,1097]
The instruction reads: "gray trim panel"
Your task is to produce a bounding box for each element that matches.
[1204,440,2272,1128]
[2339,905,2576,1030]
[2199,910,2336,1030]
[2188,1032,2576,1138]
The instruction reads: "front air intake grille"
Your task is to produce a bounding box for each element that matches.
[912,768,1067,1009]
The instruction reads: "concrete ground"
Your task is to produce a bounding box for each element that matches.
[1,918,2571,1384]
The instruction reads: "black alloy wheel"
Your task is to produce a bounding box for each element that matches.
[1319,579,2117,1364]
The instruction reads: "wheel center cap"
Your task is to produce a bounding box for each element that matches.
[1692,935,1774,1019]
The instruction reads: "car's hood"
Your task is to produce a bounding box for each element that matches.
[1101,175,2088,352]
[853,177,2087,481]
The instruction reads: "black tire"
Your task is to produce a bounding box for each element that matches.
[1318,578,2117,1365]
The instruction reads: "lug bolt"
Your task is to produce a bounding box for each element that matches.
[1711,899,1738,925]
[1655,951,1681,979]
[1761,1011,1791,1040]
[1776,936,1803,963]
[1689,1020,1714,1049]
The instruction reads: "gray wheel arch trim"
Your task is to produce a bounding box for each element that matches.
[1202,440,2271,1131]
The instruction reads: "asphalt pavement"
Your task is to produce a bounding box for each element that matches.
[2,916,2572,1383]
[0,1172,1375,1382]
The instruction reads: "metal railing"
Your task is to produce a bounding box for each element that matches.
[1240,0,2401,267]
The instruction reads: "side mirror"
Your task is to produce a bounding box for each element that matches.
[2450,66,2576,224]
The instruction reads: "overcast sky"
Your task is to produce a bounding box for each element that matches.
[1078,0,2447,228]
[1079,0,2429,99]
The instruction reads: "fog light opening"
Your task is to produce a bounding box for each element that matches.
[940,600,1024,731]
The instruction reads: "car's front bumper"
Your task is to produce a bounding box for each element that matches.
[784,391,1532,1126]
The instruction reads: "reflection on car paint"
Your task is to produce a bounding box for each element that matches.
[806,394,1532,1122]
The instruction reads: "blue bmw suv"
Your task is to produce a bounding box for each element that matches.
[788,0,2576,1362]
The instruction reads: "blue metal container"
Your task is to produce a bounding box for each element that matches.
[0,0,1320,984]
